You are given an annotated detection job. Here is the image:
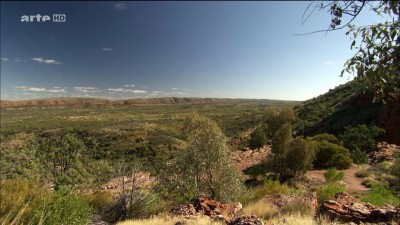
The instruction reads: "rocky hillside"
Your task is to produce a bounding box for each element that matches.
[0,97,297,108]
[295,81,400,144]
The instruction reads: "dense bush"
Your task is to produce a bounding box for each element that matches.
[339,124,385,153]
[324,168,345,183]
[313,140,352,169]
[248,127,267,149]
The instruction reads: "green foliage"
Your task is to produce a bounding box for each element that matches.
[349,147,369,164]
[339,124,385,153]
[158,114,246,203]
[313,140,352,169]
[0,133,41,180]
[310,133,339,144]
[248,127,267,149]
[36,131,88,190]
[304,1,400,101]
[324,168,345,183]
[294,79,386,141]
[339,124,384,164]
[317,184,346,205]
[265,108,315,182]
[362,183,400,206]
[243,179,290,204]
[37,188,93,225]
[0,179,93,225]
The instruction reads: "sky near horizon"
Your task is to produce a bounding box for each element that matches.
[0,1,385,101]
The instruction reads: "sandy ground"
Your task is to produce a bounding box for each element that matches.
[305,164,369,194]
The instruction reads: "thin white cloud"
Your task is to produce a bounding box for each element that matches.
[171,92,184,95]
[100,48,113,51]
[1,57,9,61]
[108,88,147,94]
[25,87,47,92]
[323,61,334,64]
[74,87,99,93]
[115,2,127,10]
[13,58,21,62]
[31,57,60,64]
[48,89,67,93]
[14,86,66,93]
[124,84,135,87]
[171,87,178,90]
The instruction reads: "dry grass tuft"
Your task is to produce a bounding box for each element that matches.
[116,215,224,225]
[243,199,278,219]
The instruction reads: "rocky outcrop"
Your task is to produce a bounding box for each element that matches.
[228,215,264,225]
[263,192,318,215]
[320,192,400,223]
[171,197,243,222]
[369,142,400,164]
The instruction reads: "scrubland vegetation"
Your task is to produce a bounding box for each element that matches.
[1,96,398,225]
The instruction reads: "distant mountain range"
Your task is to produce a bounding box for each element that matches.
[0,97,298,108]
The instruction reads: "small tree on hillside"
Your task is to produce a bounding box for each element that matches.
[36,132,86,190]
[159,114,245,203]
[264,108,315,182]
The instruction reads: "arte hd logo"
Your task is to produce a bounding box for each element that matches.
[21,14,66,22]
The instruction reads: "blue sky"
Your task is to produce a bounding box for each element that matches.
[0,1,384,100]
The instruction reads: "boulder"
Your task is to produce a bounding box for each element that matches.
[320,192,400,223]
[369,142,399,164]
[228,215,264,225]
[171,197,243,222]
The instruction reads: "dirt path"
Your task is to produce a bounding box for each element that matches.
[305,164,369,194]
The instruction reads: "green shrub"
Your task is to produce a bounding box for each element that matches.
[38,188,94,225]
[243,179,290,204]
[339,125,385,164]
[325,168,345,183]
[362,184,400,206]
[349,147,369,164]
[248,127,267,149]
[313,141,352,169]
[317,184,346,205]
[339,124,385,153]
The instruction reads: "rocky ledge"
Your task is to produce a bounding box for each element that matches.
[320,192,400,223]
